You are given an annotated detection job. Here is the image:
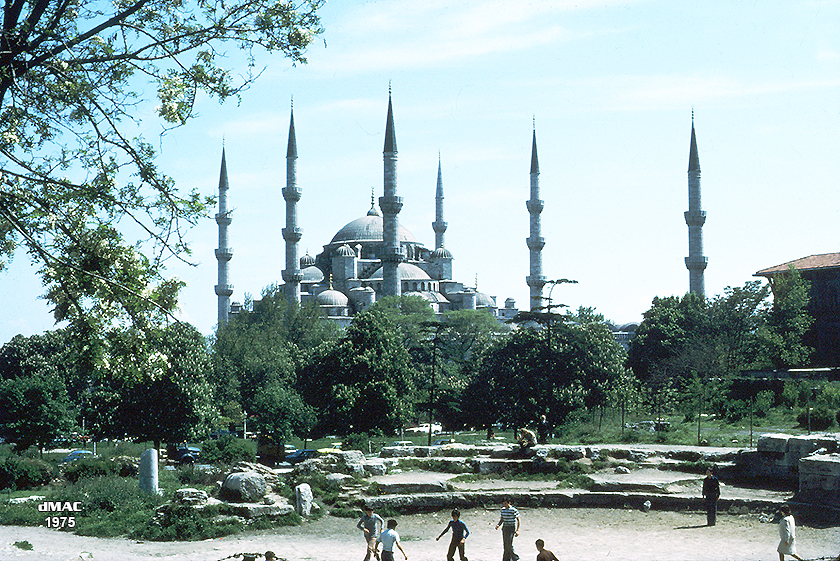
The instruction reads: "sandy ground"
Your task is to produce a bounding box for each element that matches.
[2,507,839,561]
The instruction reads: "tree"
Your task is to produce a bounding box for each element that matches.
[707,281,769,371]
[0,0,325,330]
[253,379,315,443]
[0,369,72,453]
[108,322,216,448]
[758,266,813,369]
[298,310,418,437]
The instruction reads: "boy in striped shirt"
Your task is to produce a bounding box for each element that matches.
[494,497,520,561]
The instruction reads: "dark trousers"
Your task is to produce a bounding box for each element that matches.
[705,498,718,526]
[382,551,394,561]
[502,525,519,561]
[447,538,467,561]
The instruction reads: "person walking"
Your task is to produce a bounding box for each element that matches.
[376,519,408,561]
[777,505,804,561]
[495,497,520,561]
[357,505,385,561]
[436,509,469,561]
[702,466,720,526]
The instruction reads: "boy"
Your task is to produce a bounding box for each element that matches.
[535,539,559,561]
[358,505,385,561]
[495,497,520,561]
[436,509,470,561]
[377,519,408,561]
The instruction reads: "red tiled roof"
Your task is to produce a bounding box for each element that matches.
[755,252,840,276]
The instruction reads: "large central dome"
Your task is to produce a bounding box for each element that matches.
[330,214,417,245]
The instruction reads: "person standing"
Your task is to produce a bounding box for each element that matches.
[537,415,550,445]
[495,497,520,561]
[777,505,804,561]
[376,519,408,561]
[358,505,385,561]
[702,466,720,526]
[436,509,469,561]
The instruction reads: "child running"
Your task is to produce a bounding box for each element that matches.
[436,509,470,561]
[535,539,559,561]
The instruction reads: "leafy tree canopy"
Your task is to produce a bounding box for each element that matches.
[0,0,324,331]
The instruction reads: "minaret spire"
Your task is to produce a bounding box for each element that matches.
[282,101,303,304]
[215,147,234,327]
[684,112,707,297]
[380,88,403,297]
[526,125,546,311]
[432,153,447,250]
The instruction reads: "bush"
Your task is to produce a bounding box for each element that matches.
[797,406,835,431]
[199,435,255,465]
[342,432,372,452]
[0,456,54,489]
[63,458,118,483]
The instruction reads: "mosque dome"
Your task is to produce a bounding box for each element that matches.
[405,291,450,304]
[316,288,349,307]
[368,262,432,281]
[330,214,416,245]
[336,244,356,257]
[301,265,324,283]
[431,247,453,259]
[475,292,497,308]
[300,253,315,267]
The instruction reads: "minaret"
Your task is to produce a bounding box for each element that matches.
[684,112,707,297]
[525,124,546,311]
[214,148,234,326]
[281,102,303,304]
[432,154,447,250]
[379,88,403,297]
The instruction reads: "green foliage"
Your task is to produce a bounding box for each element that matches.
[63,458,119,484]
[330,506,360,518]
[797,406,835,431]
[0,456,54,489]
[132,504,243,541]
[13,541,33,551]
[0,0,325,331]
[0,364,73,452]
[342,432,375,452]
[299,309,418,436]
[758,266,813,369]
[199,435,255,465]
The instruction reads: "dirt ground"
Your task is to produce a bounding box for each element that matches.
[2,507,839,561]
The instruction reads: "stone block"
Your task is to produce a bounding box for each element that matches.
[364,462,387,476]
[295,483,314,516]
[174,488,208,505]
[799,453,840,505]
[220,471,267,503]
[757,434,794,454]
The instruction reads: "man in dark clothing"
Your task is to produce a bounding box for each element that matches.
[702,467,721,526]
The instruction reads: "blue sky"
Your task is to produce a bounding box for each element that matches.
[2,0,839,342]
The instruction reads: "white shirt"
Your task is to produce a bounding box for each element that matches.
[377,529,400,552]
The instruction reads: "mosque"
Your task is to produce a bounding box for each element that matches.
[214,93,540,327]
[214,94,707,334]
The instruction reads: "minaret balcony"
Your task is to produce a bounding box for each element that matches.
[526,236,545,251]
[526,199,544,214]
[282,269,304,283]
[684,210,707,227]
[526,275,547,288]
[215,213,232,226]
[432,220,447,233]
[381,248,405,263]
[379,196,403,215]
[215,248,234,261]
[282,227,303,242]
[684,256,709,270]
[215,284,234,296]
[282,187,302,201]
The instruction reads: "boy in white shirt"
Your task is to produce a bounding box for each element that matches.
[376,519,408,561]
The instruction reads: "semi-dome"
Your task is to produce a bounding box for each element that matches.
[405,290,450,304]
[330,214,416,245]
[316,289,349,307]
[336,244,356,257]
[301,265,324,283]
[368,262,432,281]
[431,247,453,259]
[475,292,496,308]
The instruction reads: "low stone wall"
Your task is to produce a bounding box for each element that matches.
[798,453,840,505]
[736,434,839,482]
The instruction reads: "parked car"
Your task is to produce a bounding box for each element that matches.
[59,450,96,464]
[432,438,456,447]
[285,448,318,465]
[387,440,414,448]
[166,443,201,464]
[317,442,342,454]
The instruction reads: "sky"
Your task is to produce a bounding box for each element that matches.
[2,0,839,343]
